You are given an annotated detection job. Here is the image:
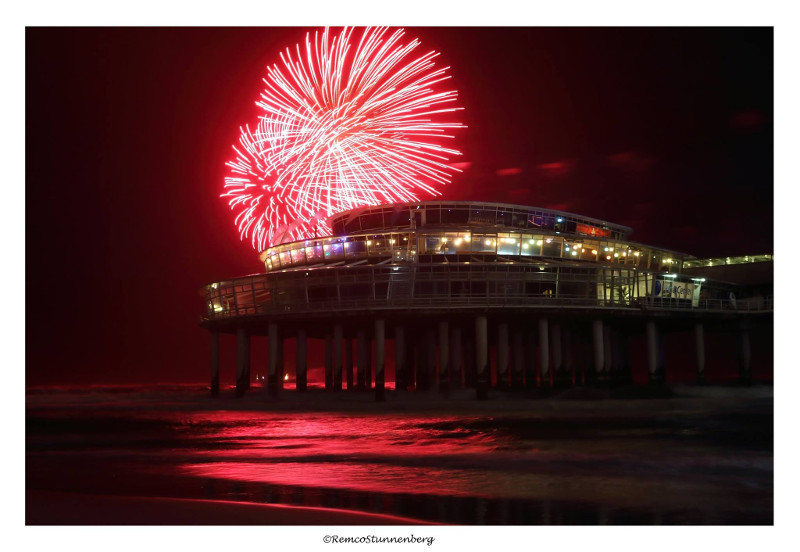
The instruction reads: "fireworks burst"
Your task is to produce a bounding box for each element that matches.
[223,26,464,251]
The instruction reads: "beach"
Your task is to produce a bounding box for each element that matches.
[26,384,773,525]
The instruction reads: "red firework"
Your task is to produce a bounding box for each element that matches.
[223,27,464,251]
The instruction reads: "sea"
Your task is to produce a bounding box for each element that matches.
[26,383,774,525]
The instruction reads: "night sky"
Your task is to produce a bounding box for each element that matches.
[25,27,772,385]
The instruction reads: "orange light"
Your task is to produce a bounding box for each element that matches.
[284,373,289,381]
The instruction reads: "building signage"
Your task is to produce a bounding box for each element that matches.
[575,223,611,238]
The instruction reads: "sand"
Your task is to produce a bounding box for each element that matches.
[27,490,432,525]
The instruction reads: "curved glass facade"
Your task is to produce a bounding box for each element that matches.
[257,200,687,275]
[201,201,771,321]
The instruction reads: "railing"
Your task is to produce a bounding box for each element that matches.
[201,265,772,321]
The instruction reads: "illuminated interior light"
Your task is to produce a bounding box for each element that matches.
[634,252,640,257]
[538,240,543,245]
[604,247,609,252]
[592,250,598,255]
[522,243,528,249]
[614,253,619,257]
[366,241,372,246]
[455,238,462,245]
[546,239,553,243]
[485,239,492,246]
[390,239,396,244]
[573,245,579,250]
[463,236,471,242]
[441,237,448,242]
[557,217,563,222]
[344,243,350,248]
[571,251,577,256]
[582,249,586,253]
[606,255,612,260]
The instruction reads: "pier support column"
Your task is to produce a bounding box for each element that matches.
[603,324,612,383]
[345,338,354,391]
[694,323,706,384]
[592,320,604,384]
[268,322,281,396]
[464,337,476,390]
[333,323,343,391]
[356,329,368,390]
[511,327,524,389]
[496,322,509,389]
[563,327,574,387]
[475,315,489,399]
[525,327,537,388]
[395,326,406,391]
[426,327,437,390]
[236,328,249,397]
[646,320,664,383]
[324,332,333,390]
[551,323,567,388]
[296,328,307,392]
[617,328,632,385]
[450,325,463,389]
[539,318,550,388]
[739,322,752,385]
[438,320,450,393]
[374,318,386,401]
[210,331,220,397]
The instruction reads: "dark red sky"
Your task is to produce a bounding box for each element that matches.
[26,27,772,385]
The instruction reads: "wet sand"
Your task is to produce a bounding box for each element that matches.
[27,490,430,525]
[26,384,773,525]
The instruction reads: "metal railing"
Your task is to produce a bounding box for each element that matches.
[201,264,772,321]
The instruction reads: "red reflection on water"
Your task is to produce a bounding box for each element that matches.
[180,412,496,458]
[182,461,488,497]
[175,412,519,497]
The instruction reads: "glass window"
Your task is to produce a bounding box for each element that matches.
[346,238,366,258]
[541,236,563,258]
[360,212,384,231]
[388,209,411,228]
[425,207,441,224]
[324,242,344,259]
[305,244,323,263]
[440,207,469,224]
[564,240,581,260]
[368,235,392,256]
[520,235,543,256]
[471,234,496,253]
[451,233,472,252]
[470,208,496,225]
[289,247,305,265]
[497,233,520,255]
[344,217,361,234]
[423,235,442,254]
[579,241,598,261]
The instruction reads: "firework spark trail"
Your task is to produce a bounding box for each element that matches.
[223,26,464,252]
